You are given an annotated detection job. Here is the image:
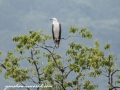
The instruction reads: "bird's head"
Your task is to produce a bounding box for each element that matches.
[50,18,58,22]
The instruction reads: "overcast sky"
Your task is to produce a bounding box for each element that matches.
[0,0,120,89]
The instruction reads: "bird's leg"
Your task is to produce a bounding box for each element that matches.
[54,38,58,42]
[54,38,56,43]
[56,38,59,41]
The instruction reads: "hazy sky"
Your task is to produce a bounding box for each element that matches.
[0,0,120,89]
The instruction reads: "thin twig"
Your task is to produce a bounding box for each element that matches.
[102,73,108,77]
[118,44,120,49]
[61,35,80,40]
[52,44,56,53]
[29,77,38,84]
[66,65,78,78]
[0,63,6,69]
[42,42,54,48]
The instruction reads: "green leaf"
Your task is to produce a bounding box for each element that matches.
[94,39,100,48]
[69,26,78,33]
[0,68,2,73]
[104,43,110,50]
[0,51,2,55]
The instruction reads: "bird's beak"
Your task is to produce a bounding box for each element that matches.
[50,18,52,21]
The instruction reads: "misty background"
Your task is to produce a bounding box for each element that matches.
[0,0,120,90]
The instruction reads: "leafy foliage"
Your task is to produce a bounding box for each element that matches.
[0,26,120,90]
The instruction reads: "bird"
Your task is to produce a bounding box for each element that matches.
[50,18,61,48]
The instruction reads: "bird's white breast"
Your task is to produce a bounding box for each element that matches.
[53,23,59,38]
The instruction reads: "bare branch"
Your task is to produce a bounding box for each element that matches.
[111,70,120,85]
[62,55,71,61]
[108,82,120,90]
[35,44,61,71]
[30,48,41,90]
[0,63,6,69]
[108,56,111,87]
[61,35,80,40]
[118,44,120,49]
[107,55,120,90]
[111,70,120,76]
[102,73,108,77]
[39,72,44,75]
[42,42,54,49]
[29,77,38,84]
[62,55,73,70]
[54,79,66,90]
[110,86,120,90]
[66,65,78,78]
[52,44,56,53]
[20,82,30,90]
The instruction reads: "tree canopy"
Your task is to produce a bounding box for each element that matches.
[0,26,120,90]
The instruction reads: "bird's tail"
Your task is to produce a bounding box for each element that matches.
[55,40,60,48]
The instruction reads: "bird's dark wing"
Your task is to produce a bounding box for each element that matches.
[52,24,55,41]
[59,23,61,41]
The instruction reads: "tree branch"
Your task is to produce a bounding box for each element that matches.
[20,82,30,90]
[107,55,120,90]
[108,56,111,88]
[110,86,120,90]
[66,65,78,78]
[29,77,38,84]
[111,70,120,85]
[35,44,61,71]
[30,49,41,90]
[0,63,6,69]
[42,42,54,49]
[61,35,80,40]
[55,79,66,90]
[102,73,108,77]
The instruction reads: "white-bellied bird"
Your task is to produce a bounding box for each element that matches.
[50,18,61,48]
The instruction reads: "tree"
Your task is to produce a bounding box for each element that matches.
[0,26,120,90]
